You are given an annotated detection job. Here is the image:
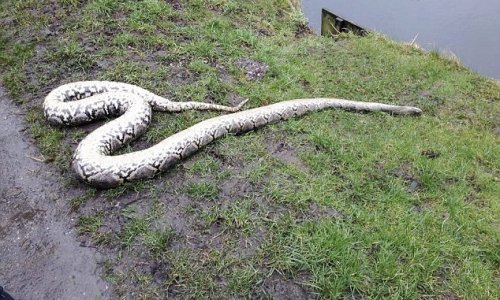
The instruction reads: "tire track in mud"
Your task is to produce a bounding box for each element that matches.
[0,86,110,299]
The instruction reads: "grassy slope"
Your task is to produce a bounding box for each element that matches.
[1,0,499,298]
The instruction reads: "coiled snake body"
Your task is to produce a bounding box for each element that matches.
[44,81,422,188]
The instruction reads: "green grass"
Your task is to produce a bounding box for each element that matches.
[184,180,220,200]
[0,0,498,298]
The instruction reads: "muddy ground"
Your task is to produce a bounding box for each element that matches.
[0,81,312,299]
[0,86,110,299]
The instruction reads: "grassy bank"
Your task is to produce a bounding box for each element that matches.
[1,0,498,298]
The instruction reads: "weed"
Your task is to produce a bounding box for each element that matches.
[184,180,219,200]
[144,228,175,258]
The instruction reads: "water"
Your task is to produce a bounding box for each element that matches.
[301,0,500,79]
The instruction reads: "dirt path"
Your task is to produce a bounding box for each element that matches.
[0,86,109,299]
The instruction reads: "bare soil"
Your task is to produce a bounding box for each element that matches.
[0,86,110,300]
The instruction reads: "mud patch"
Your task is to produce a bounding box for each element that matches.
[392,161,421,193]
[166,0,183,10]
[267,139,309,171]
[169,61,197,84]
[306,202,344,220]
[261,272,312,300]
[442,292,461,300]
[493,125,500,136]
[215,62,236,84]
[234,57,269,80]
[421,149,440,159]
[0,87,109,299]
[295,22,313,38]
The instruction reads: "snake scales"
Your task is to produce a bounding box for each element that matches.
[44,81,422,188]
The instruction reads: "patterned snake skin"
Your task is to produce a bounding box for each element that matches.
[44,81,422,188]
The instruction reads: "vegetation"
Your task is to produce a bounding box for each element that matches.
[0,0,498,298]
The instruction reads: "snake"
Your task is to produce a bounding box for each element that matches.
[43,81,422,188]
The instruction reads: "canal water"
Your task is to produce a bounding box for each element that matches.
[301,0,500,79]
